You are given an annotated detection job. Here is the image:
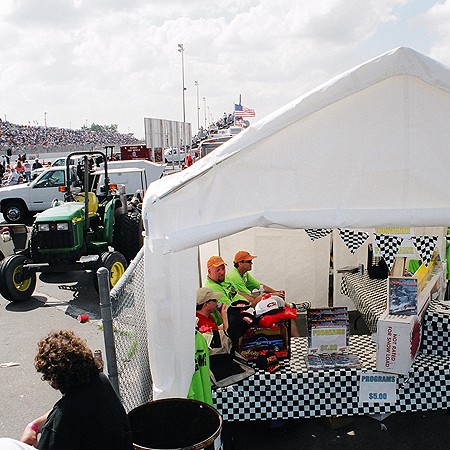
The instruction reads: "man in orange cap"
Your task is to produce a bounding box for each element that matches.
[226,250,300,337]
[204,255,258,309]
[226,251,286,300]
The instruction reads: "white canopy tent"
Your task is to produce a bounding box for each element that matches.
[142,47,450,399]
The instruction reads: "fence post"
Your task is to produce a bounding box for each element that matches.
[98,267,120,396]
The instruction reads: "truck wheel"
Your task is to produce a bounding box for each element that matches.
[94,251,127,291]
[113,212,143,263]
[0,255,36,302]
[4,202,28,224]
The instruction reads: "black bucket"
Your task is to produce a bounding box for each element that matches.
[128,398,222,450]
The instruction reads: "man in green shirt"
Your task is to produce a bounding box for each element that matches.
[226,250,286,299]
[226,250,300,337]
[204,255,258,307]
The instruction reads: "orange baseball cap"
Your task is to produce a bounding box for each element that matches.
[207,255,227,268]
[234,251,257,264]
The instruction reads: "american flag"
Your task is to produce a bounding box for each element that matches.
[234,103,255,117]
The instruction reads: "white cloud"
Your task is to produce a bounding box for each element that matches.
[416,0,450,65]
[0,0,444,139]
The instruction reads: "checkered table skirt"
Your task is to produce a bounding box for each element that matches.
[213,335,450,421]
[340,273,387,333]
[422,301,450,357]
[340,272,450,357]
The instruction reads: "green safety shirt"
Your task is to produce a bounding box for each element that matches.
[204,276,247,324]
[204,277,246,306]
[225,267,260,296]
[188,331,213,406]
[447,228,450,280]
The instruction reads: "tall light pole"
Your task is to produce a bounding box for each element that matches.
[178,43,186,151]
[194,81,200,131]
[203,97,207,128]
[44,112,47,127]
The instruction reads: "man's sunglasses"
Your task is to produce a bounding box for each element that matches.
[241,260,253,264]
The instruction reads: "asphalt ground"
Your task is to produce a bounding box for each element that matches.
[1,273,450,448]
[0,270,105,441]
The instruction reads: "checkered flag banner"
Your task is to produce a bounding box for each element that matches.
[373,234,404,272]
[305,229,332,241]
[411,235,439,267]
[339,229,369,254]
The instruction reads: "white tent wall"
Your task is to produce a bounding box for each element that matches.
[199,228,330,306]
[198,240,220,285]
[145,239,198,399]
[143,48,450,399]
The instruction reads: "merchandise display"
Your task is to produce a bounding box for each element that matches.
[307,307,350,354]
[305,353,361,370]
[388,277,418,315]
[239,322,290,361]
[212,335,450,421]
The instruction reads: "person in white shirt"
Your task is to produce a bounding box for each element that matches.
[23,160,32,182]
[4,168,20,186]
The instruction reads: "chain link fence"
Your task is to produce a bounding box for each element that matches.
[104,247,152,412]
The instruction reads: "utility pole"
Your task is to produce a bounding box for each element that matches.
[194,81,200,131]
[178,44,186,151]
[203,97,207,128]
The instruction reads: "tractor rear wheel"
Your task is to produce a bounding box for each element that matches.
[0,254,36,302]
[113,212,143,263]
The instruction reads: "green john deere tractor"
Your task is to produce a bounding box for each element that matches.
[0,151,143,302]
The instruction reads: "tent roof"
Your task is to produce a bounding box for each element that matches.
[143,47,450,253]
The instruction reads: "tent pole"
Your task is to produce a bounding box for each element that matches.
[197,246,202,287]
[328,233,334,307]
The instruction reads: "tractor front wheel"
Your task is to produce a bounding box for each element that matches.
[0,255,36,302]
[94,251,127,291]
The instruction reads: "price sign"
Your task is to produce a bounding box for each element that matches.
[358,372,397,404]
[309,326,347,354]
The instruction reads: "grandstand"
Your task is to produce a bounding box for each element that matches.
[0,119,142,157]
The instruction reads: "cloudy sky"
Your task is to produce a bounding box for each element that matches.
[1,0,449,139]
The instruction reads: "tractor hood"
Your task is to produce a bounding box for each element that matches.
[35,202,85,222]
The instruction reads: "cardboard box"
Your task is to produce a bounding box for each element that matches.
[377,269,445,373]
[238,321,290,361]
[376,311,422,374]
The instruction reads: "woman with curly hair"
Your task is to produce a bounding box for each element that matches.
[0,330,133,450]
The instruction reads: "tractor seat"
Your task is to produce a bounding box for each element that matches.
[76,192,99,217]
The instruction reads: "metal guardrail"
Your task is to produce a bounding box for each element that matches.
[98,247,152,412]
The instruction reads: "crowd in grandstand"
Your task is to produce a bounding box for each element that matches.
[0,119,141,152]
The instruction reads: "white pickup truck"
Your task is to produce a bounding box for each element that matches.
[0,160,165,223]
[0,166,78,223]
